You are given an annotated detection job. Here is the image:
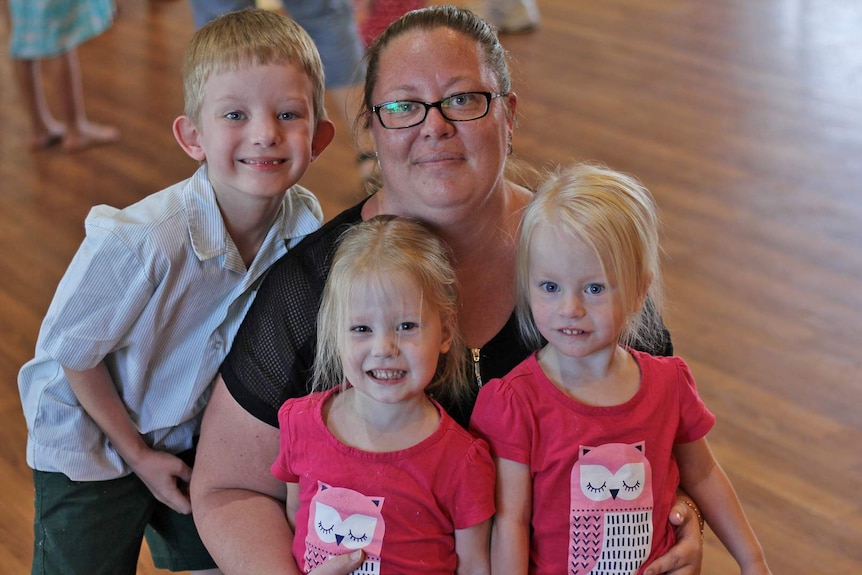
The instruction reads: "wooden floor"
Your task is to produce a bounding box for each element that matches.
[1,0,860,573]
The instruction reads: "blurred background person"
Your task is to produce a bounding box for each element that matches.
[8,0,121,152]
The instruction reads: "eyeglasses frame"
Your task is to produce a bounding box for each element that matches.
[371,91,509,129]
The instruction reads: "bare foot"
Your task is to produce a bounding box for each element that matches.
[62,121,120,153]
[29,130,66,151]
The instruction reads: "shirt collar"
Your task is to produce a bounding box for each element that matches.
[182,164,321,263]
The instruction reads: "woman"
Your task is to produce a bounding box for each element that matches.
[190,7,702,574]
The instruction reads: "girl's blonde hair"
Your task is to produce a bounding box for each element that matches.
[313,216,469,405]
[516,162,664,351]
[181,8,327,124]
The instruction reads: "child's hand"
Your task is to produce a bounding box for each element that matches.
[128,449,193,514]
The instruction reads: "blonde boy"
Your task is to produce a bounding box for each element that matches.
[18,9,334,575]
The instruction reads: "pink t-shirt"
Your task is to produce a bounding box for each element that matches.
[470,349,715,575]
[272,388,495,574]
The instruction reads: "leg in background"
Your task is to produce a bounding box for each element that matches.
[46,49,119,152]
[12,59,65,150]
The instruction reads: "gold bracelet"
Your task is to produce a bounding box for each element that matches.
[682,498,705,538]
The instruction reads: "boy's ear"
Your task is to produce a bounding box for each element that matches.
[310,118,336,162]
[173,115,206,162]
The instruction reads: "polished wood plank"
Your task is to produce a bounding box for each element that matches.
[1,0,860,573]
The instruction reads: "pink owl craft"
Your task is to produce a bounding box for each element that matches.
[303,481,386,574]
[569,442,654,575]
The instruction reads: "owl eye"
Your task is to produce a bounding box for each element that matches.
[347,530,369,543]
[317,521,335,534]
[585,481,607,494]
[622,480,641,492]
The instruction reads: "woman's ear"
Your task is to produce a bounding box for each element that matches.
[173,115,206,162]
[635,271,654,311]
[505,91,519,127]
[439,319,455,355]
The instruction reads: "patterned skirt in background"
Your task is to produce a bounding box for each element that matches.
[9,0,115,59]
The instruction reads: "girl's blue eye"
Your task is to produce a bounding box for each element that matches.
[350,325,370,333]
[398,322,418,331]
[540,281,559,293]
[585,284,605,295]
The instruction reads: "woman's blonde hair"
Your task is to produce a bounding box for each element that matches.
[516,162,664,351]
[181,8,327,124]
[313,216,469,405]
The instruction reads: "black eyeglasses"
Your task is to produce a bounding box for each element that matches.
[371,91,508,129]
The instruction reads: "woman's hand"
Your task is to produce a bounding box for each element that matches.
[308,551,366,575]
[642,497,703,575]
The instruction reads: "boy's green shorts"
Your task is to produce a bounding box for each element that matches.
[31,449,217,575]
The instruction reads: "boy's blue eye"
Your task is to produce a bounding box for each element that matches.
[278,111,298,120]
[224,111,244,120]
[398,322,418,331]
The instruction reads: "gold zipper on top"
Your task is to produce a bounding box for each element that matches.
[470,347,483,388]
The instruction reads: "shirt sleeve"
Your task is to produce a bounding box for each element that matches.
[40,208,156,370]
[220,205,362,428]
[673,357,716,443]
[219,248,322,427]
[469,377,533,466]
[270,399,300,483]
[449,436,496,530]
